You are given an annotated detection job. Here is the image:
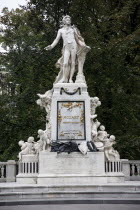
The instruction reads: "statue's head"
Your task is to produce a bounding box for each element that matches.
[18,140,24,146]
[38,129,44,136]
[62,15,71,25]
[100,125,105,131]
[28,136,34,143]
[93,97,99,102]
[91,97,99,103]
[110,135,115,141]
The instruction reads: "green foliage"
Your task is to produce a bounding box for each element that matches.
[0,0,140,160]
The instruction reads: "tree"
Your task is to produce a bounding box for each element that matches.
[0,0,140,160]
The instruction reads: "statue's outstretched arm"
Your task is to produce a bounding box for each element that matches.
[45,29,61,50]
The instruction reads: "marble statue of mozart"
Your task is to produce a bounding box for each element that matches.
[45,15,91,83]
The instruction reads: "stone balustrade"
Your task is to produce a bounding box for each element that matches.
[18,161,38,174]
[18,155,39,176]
[0,162,6,182]
[0,160,16,182]
[129,160,140,181]
[105,160,122,173]
[0,159,140,183]
[121,159,140,181]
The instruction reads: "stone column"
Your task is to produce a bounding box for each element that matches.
[121,159,130,181]
[6,160,17,182]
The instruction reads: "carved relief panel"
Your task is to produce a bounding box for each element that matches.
[57,101,86,140]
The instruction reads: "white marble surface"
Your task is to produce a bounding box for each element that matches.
[37,151,124,185]
[38,151,107,185]
[57,101,85,140]
[38,152,105,175]
[45,15,90,83]
[51,83,91,142]
[1,181,140,187]
[18,154,38,162]
[16,155,39,184]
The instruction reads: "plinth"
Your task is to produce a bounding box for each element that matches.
[37,151,107,185]
[50,83,91,142]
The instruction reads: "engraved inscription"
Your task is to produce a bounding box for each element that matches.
[57,101,85,140]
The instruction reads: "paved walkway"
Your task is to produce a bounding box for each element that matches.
[0,204,140,210]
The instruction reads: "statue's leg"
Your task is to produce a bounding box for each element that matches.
[19,152,21,160]
[109,150,115,158]
[69,47,77,83]
[105,150,111,161]
[59,49,70,83]
[43,141,46,150]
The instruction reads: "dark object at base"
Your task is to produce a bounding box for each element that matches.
[51,141,99,154]
[87,141,99,152]
[51,141,80,154]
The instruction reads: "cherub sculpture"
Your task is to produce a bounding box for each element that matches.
[97,125,109,141]
[90,97,101,117]
[37,129,51,151]
[18,137,35,160]
[34,139,44,154]
[91,119,101,139]
[103,135,120,161]
[93,125,108,151]
[37,90,52,119]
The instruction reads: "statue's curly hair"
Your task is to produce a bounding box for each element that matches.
[60,15,71,27]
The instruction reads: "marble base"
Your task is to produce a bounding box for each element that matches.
[38,151,105,175]
[16,152,124,184]
[37,151,124,185]
[16,175,38,184]
[37,151,103,185]
[37,175,108,185]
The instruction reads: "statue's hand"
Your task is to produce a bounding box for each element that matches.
[45,45,52,51]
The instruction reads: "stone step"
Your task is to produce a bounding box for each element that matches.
[0,182,140,203]
[0,198,140,206]
[0,191,140,200]
[0,184,140,193]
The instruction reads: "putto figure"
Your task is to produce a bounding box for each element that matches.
[18,137,35,160]
[45,15,91,83]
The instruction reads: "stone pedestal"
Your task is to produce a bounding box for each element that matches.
[16,83,125,185]
[37,151,107,185]
[51,83,91,142]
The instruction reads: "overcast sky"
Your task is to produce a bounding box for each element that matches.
[0,0,28,14]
